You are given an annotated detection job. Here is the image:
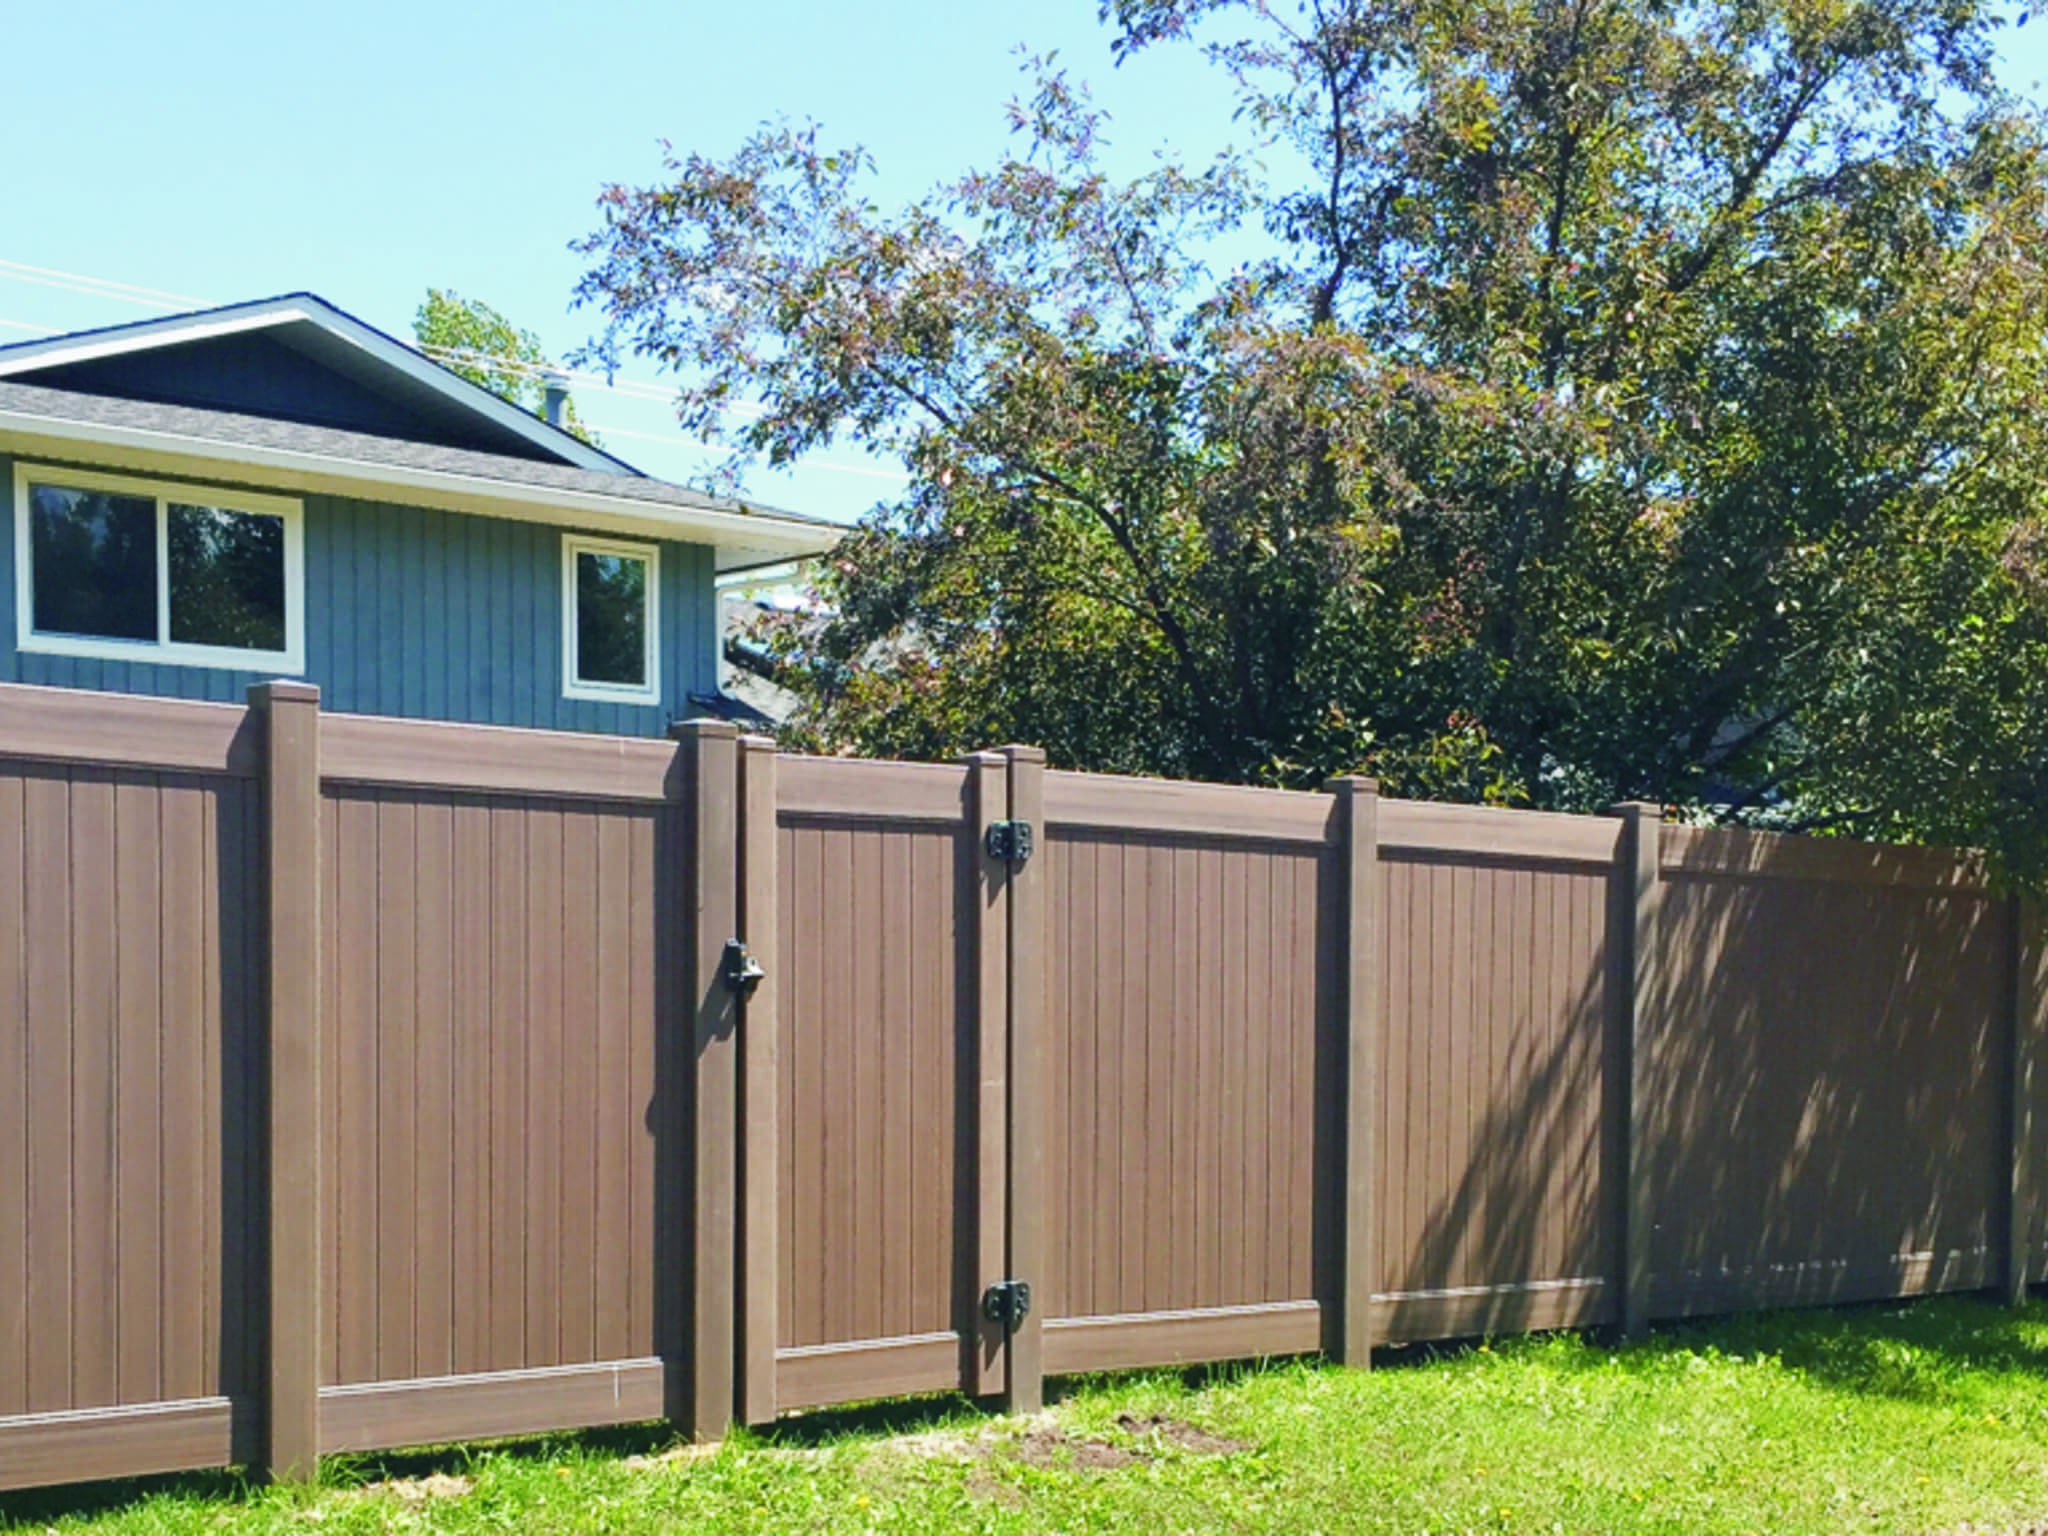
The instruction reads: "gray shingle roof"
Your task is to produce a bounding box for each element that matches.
[0,378,836,531]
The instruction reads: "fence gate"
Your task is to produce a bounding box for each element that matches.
[733,744,1042,1421]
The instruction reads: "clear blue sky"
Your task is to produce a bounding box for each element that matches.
[3,1,2042,524]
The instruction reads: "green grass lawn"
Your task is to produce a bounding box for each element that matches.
[10,1296,2048,1535]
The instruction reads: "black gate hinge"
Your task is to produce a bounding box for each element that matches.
[721,937,766,994]
[981,1279,1032,1330]
[985,820,1034,866]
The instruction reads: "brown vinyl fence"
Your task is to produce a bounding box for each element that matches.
[0,681,2040,1492]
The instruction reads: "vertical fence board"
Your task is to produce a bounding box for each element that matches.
[449,799,492,1377]
[375,797,418,1382]
[330,793,377,1387]
[559,809,601,1368]
[3,780,41,1402]
[2018,899,2046,1299]
[412,799,455,1380]
[223,781,262,1442]
[0,775,23,1419]
[625,807,659,1366]
[851,825,882,1344]
[68,771,118,1410]
[523,805,564,1371]
[593,811,634,1365]
[780,821,813,1353]
[1617,804,1661,1341]
[486,802,529,1371]
[113,777,162,1406]
[737,738,779,1425]
[883,830,914,1339]
[156,782,206,1417]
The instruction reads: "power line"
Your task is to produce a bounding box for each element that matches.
[581,419,905,481]
[417,344,682,404]
[0,261,207,312]
[0,257,212,308]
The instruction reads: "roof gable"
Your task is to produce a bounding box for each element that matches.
[0,294,637,476]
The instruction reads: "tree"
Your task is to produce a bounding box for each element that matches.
[572,0,2048,876]
[413,288,601,447]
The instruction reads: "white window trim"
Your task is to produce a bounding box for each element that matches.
[13,462,305,673]
[561,532,661,706]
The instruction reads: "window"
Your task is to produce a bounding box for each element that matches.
[562,533,660,704]
[14,465,303,671]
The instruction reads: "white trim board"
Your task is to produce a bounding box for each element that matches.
[0,412,839,571]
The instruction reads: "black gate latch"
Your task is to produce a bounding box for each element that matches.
[981,1279,1032,1330]
[985,820,1034,866]
[721,937,766,994]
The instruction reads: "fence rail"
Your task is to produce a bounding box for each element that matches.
[0,679,2038,1492]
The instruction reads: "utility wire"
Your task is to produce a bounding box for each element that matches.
[579,419,904,481]
[417,344,683,403]
[0,259,209,310]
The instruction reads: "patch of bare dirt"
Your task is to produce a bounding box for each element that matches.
[869,1410,1246,1501]
[1014,1424,1143,1471]
[620,1442,722,1472]
[1114,1413,1250,1456]
[361,1472,473,1503]
[884,1427,994,1461]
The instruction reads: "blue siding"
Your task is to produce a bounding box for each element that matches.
[0,456,720,736]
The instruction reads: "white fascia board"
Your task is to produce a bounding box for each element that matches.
[0,303,308,372]
[0,409,842,569]
[0,295,627,475]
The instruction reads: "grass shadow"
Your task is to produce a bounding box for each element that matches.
[1375,1291,2048,1405]
[319,1419,683,1488]
[753,1392,984,1449]
[1667,1292,2048,1401]
[0,1467,259,1531]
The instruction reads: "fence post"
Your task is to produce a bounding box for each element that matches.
[1608,801,1662,1341]
[250,681,322,1483]
[1329,777,1380,1367]
[1002,746,1047,1413]
[736,736,779,1424]
[2008,896,2041,1305]
[675,720,739,1439]
[967,753,1011,1400]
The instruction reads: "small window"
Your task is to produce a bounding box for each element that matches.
[14,465,303,671]
[562,534,660,704]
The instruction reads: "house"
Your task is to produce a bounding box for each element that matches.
[0,294,839,734]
